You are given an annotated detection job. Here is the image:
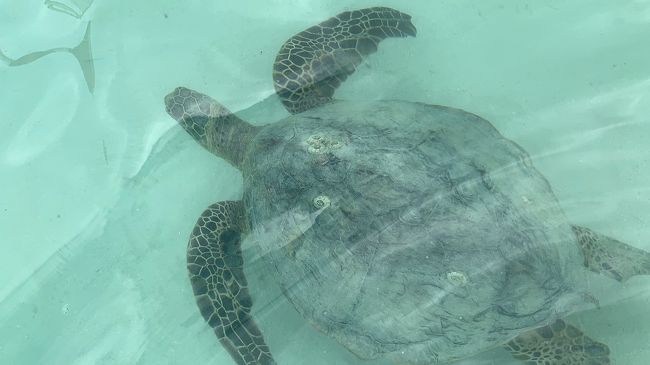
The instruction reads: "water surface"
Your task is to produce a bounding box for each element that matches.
[1,0,649,364]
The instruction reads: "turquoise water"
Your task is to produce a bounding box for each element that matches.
[1,0,649,364]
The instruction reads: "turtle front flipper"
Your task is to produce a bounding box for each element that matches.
[504,319,610,364]
[572,225,650,282]
[273,7,417,114]
[187,201,276,365]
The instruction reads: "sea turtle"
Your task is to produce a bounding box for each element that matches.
[164,7,650,365]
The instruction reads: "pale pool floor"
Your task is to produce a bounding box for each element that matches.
[1,0,649,364]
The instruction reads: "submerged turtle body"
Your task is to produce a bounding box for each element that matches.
[165,6,650,365]
[243,99,583,362]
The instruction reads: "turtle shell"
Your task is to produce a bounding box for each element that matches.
[242,100,584,364]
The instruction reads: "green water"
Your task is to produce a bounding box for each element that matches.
[1,0,649,364]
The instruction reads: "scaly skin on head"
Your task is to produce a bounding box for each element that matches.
[164,87,260,168]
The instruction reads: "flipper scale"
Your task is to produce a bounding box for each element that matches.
[273,7,416,114]
[187,201,276,365]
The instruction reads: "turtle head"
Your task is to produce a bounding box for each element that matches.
[165,87,259,169]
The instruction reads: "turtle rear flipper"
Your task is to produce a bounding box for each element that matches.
[273,7,417,114]
[187,201,276,365]
[572,225,650,282]
[505,319,610,364]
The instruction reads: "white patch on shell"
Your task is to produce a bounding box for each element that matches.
[446,271,469,286]
[313,195,331,209]
[305,134,343,154]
